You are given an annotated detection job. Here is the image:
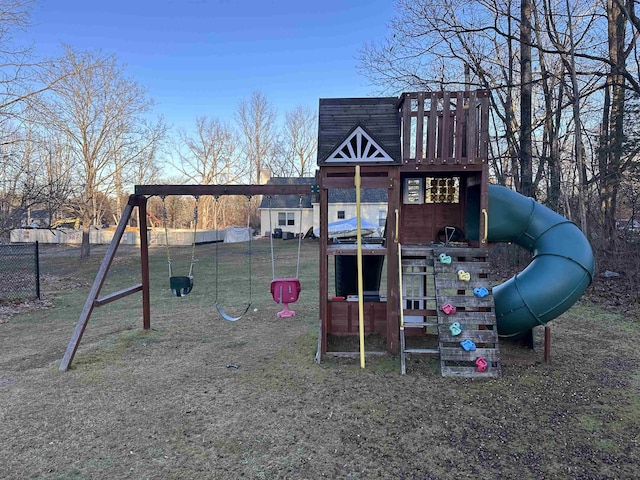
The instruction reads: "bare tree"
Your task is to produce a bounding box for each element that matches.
[173,116,240,228]
[111,117,166,221]
[0,1,38,122]
[357,0,636,225]
[520,0,534,197]
[595,0,639,235]
[358,0,531,189]
[279,105,318,177]
[236,91,278,184]
[0,1,72,133]
[0,1,73,237]
[36,46,158,257]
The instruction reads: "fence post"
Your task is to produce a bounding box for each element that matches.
[35,241,40,299]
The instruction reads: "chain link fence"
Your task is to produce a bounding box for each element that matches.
[0,242,40,301]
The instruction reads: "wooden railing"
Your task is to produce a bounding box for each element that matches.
[399,90,489,166]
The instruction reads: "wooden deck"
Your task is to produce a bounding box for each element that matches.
[398,90,489,167]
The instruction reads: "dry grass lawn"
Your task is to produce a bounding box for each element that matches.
[0,240,639,479]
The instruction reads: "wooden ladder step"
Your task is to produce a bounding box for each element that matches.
[403,321,438,328]
[404,348,440,354]
[401,247,435,256]
[401,270,435,277]
[403,295,436,301]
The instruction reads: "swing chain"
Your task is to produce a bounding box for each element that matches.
[212,194,253,321]
[296,194,304,279]
[268,194,305,280]
[267,195,275,280]
[188,196,200,278]
[245,195,252,301]
[161,195,172,278]
[213,195,220,304]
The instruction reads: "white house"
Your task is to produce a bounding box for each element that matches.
[258,176,388,238]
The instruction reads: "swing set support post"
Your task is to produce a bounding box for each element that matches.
[138,195,151,330]
[60,194,149,371]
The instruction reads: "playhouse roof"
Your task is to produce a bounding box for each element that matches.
[258,177,316,209]
[316,97,401,165]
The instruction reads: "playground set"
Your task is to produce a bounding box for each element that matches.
[59,89,595,377]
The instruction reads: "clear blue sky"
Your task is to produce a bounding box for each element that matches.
[25,0,396,130]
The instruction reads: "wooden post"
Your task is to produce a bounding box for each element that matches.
[544,325,551,364]
[59,196,137,371]
[319,174,329,356]
[386,168,400,354]
[137,195,151,330]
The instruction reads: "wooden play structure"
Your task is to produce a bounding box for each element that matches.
[316,91,501,377]
[60,89,502,377]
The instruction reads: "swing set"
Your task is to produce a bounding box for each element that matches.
[59,183,317,372]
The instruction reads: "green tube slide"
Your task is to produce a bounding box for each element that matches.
[487,185,595,337]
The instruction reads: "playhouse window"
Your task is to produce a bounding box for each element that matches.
[337,210,345,219]
[425,177,460,204]
[278,212,295,226]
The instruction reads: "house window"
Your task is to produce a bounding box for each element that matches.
[278,212,295,226]
[378,209,387,227]
[337,210,345,219]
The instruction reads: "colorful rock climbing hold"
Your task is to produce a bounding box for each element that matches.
[475,357,488,372]
[449,322,462,336]
[441,303,456,315]
[473,286,489,298]
[457,270,471,282]
[439,253,452,265]
[461,339,476,351]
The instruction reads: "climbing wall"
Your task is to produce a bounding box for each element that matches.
[434,247,502,377]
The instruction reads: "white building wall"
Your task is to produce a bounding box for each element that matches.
[259,208,314,237]
[260,203,388,238]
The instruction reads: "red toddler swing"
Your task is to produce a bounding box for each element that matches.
[268,196,303,318]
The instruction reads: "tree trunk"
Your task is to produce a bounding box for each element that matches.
[565,0,588,231]
[600,0,627,235]
[80,226,91,258]
[519,0,533,197]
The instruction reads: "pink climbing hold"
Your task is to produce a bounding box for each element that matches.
[441,303,456,315]
[475,357,488,372]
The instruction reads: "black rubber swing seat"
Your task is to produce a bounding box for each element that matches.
[170,276,193,297]
[215,303,251,322]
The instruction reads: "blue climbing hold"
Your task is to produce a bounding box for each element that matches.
[449,322,462,336]
[439,253,452,265]
[461,339,476,351]
[474,286,489,298]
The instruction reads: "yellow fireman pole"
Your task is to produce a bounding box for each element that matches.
[355,165,365,368]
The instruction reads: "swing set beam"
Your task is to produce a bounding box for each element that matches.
[135,184,318,197]
[60,183,318,372]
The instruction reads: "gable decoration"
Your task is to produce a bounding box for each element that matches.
[324,126,394,163]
